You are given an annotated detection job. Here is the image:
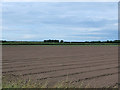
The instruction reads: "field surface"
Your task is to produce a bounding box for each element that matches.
[2,46,118,88]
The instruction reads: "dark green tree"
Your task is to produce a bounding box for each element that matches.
[60,40,64,43]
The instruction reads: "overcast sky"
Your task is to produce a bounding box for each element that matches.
[2,2,118,41]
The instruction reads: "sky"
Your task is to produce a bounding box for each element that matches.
[2,2,118,42]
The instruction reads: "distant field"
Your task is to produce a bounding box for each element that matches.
[2,46,118,88]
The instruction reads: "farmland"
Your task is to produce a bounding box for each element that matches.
[2,45,118,88]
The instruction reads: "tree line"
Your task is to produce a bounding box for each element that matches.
[1,40,120,43]
[43,40,120,43]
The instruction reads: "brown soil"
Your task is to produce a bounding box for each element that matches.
[2,45,118,88]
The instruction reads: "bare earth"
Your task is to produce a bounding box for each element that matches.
[2,45,118,88]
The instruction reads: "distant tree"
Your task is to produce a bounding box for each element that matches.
[2,40,6,43]
[109,40,113,43]
[114,40,120,43]
[85,41,89,42]
[44,39,59,43]
[107,40,109,43]
[60,40,64,43]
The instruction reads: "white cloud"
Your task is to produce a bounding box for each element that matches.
[113,23,118,26]
[22,34,36,39]
[87,16,117,22]
[102,23,118,31]
[66,27,101,32]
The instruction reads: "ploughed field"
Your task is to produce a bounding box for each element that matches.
[2,46,118,88]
